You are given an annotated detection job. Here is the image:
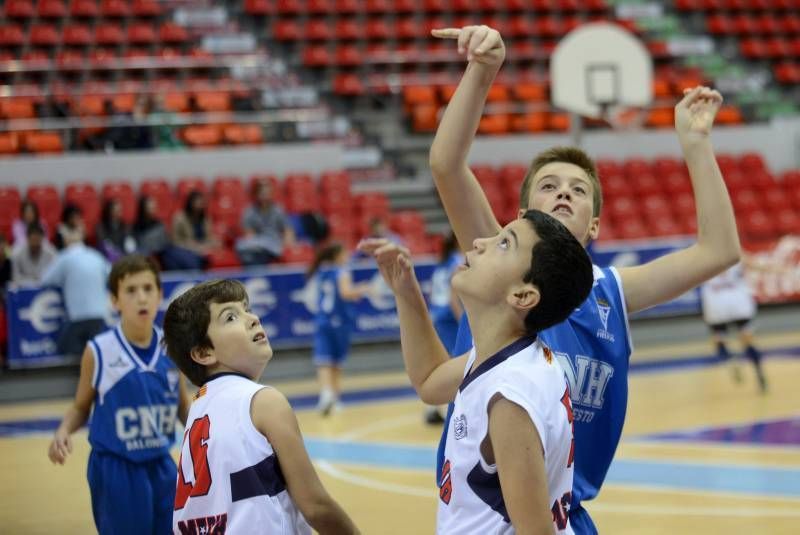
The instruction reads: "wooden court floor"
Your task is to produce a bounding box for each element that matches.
[2,331,800,534]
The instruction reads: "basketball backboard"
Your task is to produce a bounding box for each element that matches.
[551,22,653,122]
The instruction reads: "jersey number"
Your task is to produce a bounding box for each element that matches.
[175,415,212,510]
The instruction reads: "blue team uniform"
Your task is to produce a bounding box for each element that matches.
[86,325,181,535]
[438,266,632,534]
[429,252,463,355]
[313,266,355,365]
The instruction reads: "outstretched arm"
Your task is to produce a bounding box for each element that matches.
[619,87,741,314]
[48,346,95,465]
[429,25,506,249]
[359,239,467,404]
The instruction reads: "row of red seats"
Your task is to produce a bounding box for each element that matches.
[740,37,800,58]
[0,22,189,47]
[706,12,800,34]
[774,61,800,83]
[0,47,215,74]
[245,0,608,16]
[3,0,161,19]
[675,0,800,11]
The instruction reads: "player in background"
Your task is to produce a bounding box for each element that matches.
[164,279,359,535]
[700,262,767,392]
[361,209,593,534]
[426,231,464,424]
[428,25,741,534]
[307,242,372,416]
[48,254,191,535]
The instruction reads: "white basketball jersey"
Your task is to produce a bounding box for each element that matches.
[173,373,311,535]
[700,263,756,325]
[438,336,575,534]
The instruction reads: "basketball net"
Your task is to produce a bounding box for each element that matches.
[602,103,648,131]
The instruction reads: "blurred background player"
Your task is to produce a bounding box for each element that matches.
[701,262,768,393]
[163,279,359,534]
[307,242,372,416]
[47,254,190,535]
[425,231,463,424]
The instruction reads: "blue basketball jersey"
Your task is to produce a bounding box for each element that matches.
[439,265,632,524]
[314,266,354,329]
[430,252,463,355]
[87,325,181,463]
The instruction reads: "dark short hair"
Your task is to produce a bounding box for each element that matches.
[26,221,45,238]
[521,210,594,334]
[108,254,162,297]
[163,279,248,386]
[520,146,603,217]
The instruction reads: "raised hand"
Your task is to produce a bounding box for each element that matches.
[357,239,418,296]
[675,86,723,140]
[431,25,505,66]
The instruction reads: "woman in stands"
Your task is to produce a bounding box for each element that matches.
[171,190,219,267]
[96,199,136,262]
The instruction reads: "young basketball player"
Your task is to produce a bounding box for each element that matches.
[307,242,372,416]
[361,209,594,533]
[428,25,741,533]
[701,262,767,392]
[47,254,191,535]
[163,279,359,534]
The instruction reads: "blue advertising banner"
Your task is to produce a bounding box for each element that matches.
[5,260,436,369]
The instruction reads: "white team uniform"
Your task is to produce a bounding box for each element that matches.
[438,336,575,534]
[173,374,311,535]
[700,263,756,326]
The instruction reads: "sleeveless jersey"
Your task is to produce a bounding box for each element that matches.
[314,266,354,329]
[700,263,756,325]
[87,325,180,463]
[438,336,574,534]
[430,252,463,324]
[173,374,311,535]
[440,265,632,517]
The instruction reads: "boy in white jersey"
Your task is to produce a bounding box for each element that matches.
[361,209,594,534]
[48,254,191,535]
[163,279,359,535]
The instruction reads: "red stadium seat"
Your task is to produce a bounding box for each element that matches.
[26,185,61,230]
[38,0,67,18]
[159,23,189,44]
[0,24,25,47]
[24,131,63,154]
[176,177,208,206]
[183,125,223,148]
[140,179,175,223]
[102,182,137,224]
[0,187,21,240]
[65,182,100,238]
[131,0,162,16]
[206,248,241,269]
[62,23,93,46]
[95,23,125,45]
[70,0,99,18]
[128,23,157,44]
[30,24,60,47]
[5,0,35,19]
[100,0,130,17]
[281,242,314,264]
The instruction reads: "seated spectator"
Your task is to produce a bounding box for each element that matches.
[235,181,295,266]
[134,195,203,271]
[12,200,49,248]
[0,234,11,297]
[105,95,155,152]
[40,224,109,358]
[11,222,57,286]
[149,94,184,150]
[54,204,84,250]
[96,199,136,262]
[353,217,404,259]
[171,191,219,266]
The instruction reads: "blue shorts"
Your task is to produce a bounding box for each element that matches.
[87,450,176,535]
[313,324,352,366]
[569,504,598,535]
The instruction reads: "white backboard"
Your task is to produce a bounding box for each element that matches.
[551,22,653,119]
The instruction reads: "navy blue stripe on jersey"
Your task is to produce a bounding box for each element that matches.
[230,454,287,502]
[129,330,158,368]
[466,461,509,523]
[202,372,251,386]
[112,327,141,370]
[89,339,103,390]
[459,335,537,393]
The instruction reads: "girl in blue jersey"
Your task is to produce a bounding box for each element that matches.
[48,254,191,535]
[307,242,371,416]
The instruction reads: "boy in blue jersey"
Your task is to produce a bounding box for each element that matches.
[306,242,372,415]
[48,254,191,535]
[428,25,741,533]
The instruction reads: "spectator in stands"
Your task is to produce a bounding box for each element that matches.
[11,222,56,286]
[171,191,220,267]
[134,195,203,271]
[12,200,48,248]
[96,199,137,262]
[54,204,84,250]
[105,96,155,151]
[41,224,109,358]
[0,234,11,296]
[235,181,295,266]
[149,94,184,150]
[353,217,404,260]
